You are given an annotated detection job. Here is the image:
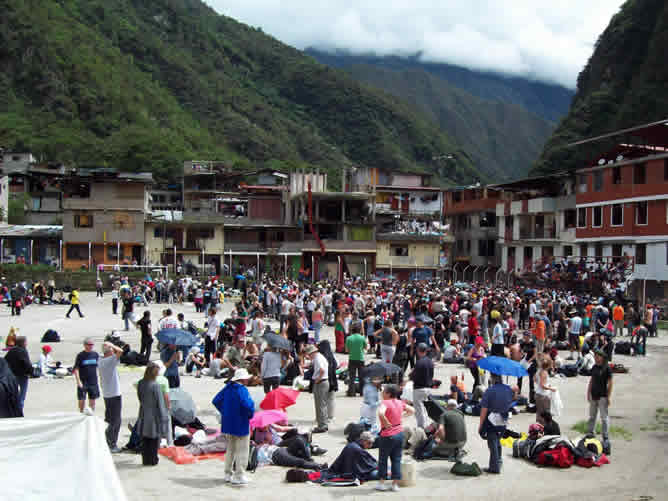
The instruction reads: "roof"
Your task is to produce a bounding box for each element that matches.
[71,168,153,182]
[375,185,442,192]
[301,239,377,253]
[291,191,373,201]
[491,172,569,192]
[241,185,287,191]
[376,232,444,242]
[566,119,668,149]
[0,225,62,238]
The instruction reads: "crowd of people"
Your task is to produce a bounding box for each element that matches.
[1,272,662,489]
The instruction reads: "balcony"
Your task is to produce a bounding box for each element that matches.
[527,197,556,214]
[519,227,557,240]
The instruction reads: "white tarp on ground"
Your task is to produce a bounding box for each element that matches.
[0,413,127,501]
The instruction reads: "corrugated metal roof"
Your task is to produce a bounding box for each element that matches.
[0,225,62,238]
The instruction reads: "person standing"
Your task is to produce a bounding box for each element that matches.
[261,346,282,393]
[612,303,625,338]
[4,336,31,411]
[478,373,514,474]
[111,285,119,315]
[66,287,84,318]
[533,313,546,354]
[490,317,505,357]
[96,278,104,298]
[204,307,220,366]
[73,337,100,412]
[212,368,255,485]
[306,345,329,433]
[375,319,399,364]
[160,343,182,389]
[99,342,124,453]
[47,278,55,302]
[410,343,434,429]
[345,321,367,397]
[375,384,415,492]
[137,311,153,360]
[568,311,583,360]
[137,362,169,466]
[587,349,613,446]
[121,290,135,330]
[534,357,556,425]
[311,305,324,344]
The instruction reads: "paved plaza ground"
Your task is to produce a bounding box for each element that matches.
[5,292,667,500]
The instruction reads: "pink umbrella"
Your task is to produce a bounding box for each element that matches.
[249,410,288,430]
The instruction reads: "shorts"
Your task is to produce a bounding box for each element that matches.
[77,383,100,400]
[569,333,580,350]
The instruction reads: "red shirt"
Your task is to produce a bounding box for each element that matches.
[468,316,479,336]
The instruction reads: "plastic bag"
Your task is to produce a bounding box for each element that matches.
[550,389,563,417]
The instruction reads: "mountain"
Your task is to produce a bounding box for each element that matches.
[0,0,482,186]
[533,0,668,175]
[306,49,573,180]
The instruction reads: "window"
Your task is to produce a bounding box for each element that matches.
[578,174,587,193]
[478,239,496,257]
[107,246,121,260]
[577,208,587,228]
[564,209,577,228]
[67,244,89,260]
[612,166,622,185]
[611,204,623,226]
[564,245,573,257]
[595,242,603,258]
[390,244,409,257]
[74,214,93,228]
[593,206,602,228]
[480,212,496,228]
[466,240,471,253]
[636,243,646,265]
[636,201,648,225]
[593,171,603,191]
[32,197,41,211]
[612,244,623,260]
[580,244,588,257]
[633,163,646,184]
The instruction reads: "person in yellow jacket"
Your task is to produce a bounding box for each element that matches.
[66,287,85,318]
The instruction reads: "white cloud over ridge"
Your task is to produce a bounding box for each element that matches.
[206,0,624,88]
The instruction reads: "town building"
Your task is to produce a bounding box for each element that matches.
[0,174,8,225]
[62,169,152,270]
[2,152,66,225]
[0,225,62,266]
[443,185,501,281]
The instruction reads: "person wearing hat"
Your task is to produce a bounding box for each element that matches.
[305,345,330,433]
[434,399,467,458]
[586,349,613,445]
[410,343,433,429]
[39,345,56,376]
[212,368,255,484]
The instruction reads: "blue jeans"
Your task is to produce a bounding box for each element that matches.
[312,321,322,344]
[123,312,132,330]
[16,376,28,410]
[486,430,503,473]
[378,432,404,480]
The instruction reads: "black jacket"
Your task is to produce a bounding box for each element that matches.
[0,358,23,417]
[5,346,32,378]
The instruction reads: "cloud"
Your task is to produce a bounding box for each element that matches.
[206,0,624,88]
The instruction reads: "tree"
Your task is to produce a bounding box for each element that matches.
[8,193,30,225]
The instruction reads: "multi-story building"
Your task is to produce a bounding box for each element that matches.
[3,152,66,225]
[443,185,501,280]
[62,169,152,270]
[572,120,668,297]
[494,174,578,274]
[0,174,8,225]
[150,184,183,212]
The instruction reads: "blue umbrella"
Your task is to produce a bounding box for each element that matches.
[156,328,199,348]
[524,289,537,296]
[477,356,528,377]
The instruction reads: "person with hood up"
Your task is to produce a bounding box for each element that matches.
[212,368,255,485]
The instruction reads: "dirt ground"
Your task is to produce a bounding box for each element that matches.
[6,292,667,501]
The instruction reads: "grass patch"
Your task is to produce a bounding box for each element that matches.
[571,420,633,441]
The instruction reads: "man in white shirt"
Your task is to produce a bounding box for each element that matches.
[99,342,124,453]
[158,308,179,330]
[280,296,294,332]
[306,345,329,433]
[205,307,220,365]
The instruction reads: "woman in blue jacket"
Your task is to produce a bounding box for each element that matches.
[212,368,255,485]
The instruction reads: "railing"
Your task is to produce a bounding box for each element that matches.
[518,227,557,240]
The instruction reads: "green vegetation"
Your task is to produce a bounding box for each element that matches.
[0,0,482,185]
[8,193,30,225]
[534,0,668,174]
[571,420,633,441]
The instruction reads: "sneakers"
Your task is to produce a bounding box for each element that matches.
[375,483,390,492]
[231,475,249,485]
[223,473,233,483]
[391,484,400,492]
[312,426,328,434]
[109,446,122,454]
[311,446,327,456]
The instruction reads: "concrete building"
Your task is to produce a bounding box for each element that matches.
[494,174,578,274]
[62,169,152,270]
[443,185,501,280]
[3,152,66,225]
[0,175,8,225]
[0,225,62,266]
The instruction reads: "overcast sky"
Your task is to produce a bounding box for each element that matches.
[206,0,625,88]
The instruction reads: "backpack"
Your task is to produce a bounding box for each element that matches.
[614,341,631,355]
[450,461,482,476]
[535,446,573,468]
[41,330,61,343]
[31,363,42,378]
[247,443,259,472]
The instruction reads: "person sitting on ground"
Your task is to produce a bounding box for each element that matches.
[449,374,466,404]
[185,347,205,377]
[540,410,561,436]
[325,431,378,481]
[221,338,245,371]
[434,399,467,458]
[442,339,462,363]
[39,345,58,376]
